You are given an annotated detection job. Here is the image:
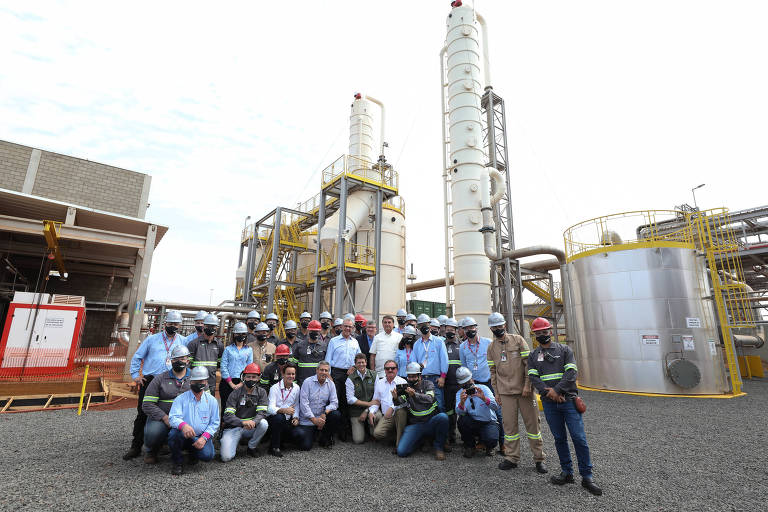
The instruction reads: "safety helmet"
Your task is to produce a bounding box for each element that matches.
[402,325,418,337]
[455,366,472,385]
[170,345,190,359]
[416,313,431,325]
[255,322,270,332]
[266,312,278,322]
[354,313,366,323]
[344,313,355,321]
[307,320,322,331]
[203,313,218,326]
[242,363,262,375]
[284,320,297,330]
[406,362,422,375]
[232,322,248,334]
[333,318,344,327]
[396,308,407,317]
[437,315,449,325]
[246,310,261,320]
[405,313,417,322]
[190,367,209,381]
[429,318,440,328]
[531,317,552,332]
[275,344,291,356]
[300,312,312,320]
[462,317,478,328]
[320,311,333,320]
[165,310,183,323]
[444,318,459,328]
[488,312,506,328]
[193,310,208,321]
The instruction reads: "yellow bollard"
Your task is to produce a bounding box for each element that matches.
[77,365,90,416]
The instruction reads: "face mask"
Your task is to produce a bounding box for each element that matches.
[172,360,186,372]
[445,332,456,340]
[403,337,415,345]
[407,379,419,388]
[430,329,440,336]
[256,334,267,342]
[165,325,178,336]
[247,322,256,330]
[195,325,203,333]
[203,327,216,336]
[321,321,330,329]
[309,332,319,341]
[300,320,310,328]
[334,328,342,335]
[355,323,364,330]
[267,323,276,330]
[419,325,430,335]
[276,358,288,366]
[536,334,551,344]
[190,382,206,393]
[491,328,505,338]
[287,332,296,339]
[397,318,405,326]
[244,379,258,389]
[234,334,247,343]
[465,330,477,339]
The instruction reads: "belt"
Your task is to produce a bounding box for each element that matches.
[423,374,440,378]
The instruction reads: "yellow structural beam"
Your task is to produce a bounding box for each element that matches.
[42,220,67,276]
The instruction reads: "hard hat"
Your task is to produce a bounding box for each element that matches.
[416,313,431,324]
[488,312,506,328]
[429,318,440,328]
[275,344,291,356]
[531,317,552,332]
[437,315,449,325]
[456,366,472,385]
[170,345,190,359]
[307,320,322,331]
[444,318,459,328]
[344,313,355,321]
[203,313,218,326]
[193,310,208,321]
[284,320,297,330]
[406,362,422,375]
[232,322,248,334]
[333,318,344,327]
[354,313,366,323]
[190,367,209,381]
[255,322,270,332]
[165,310,182,323]
[242,363,262,375]
[300,312,312,319]
[462,317,478,327]
[405,313,417,322]
[396,309,407,317]
[320,311,333,320]
[266,313,278,322]
[246,310,261,320]
[402,325,418,337]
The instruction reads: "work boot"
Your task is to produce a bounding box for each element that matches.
[550,472,575,485]
[122,446,141,460]
[268,448,283,458]
[535,462,548,474]
[435,449,446,461]
[247,447,260,458]
[143,451,158,464]
[463,446,475,458]
[443,443,452,454]
[582,477,603,496]
[498,459,517,470]
[171,464,183,476]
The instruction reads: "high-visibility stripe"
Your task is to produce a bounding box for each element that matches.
[143,396,159,402]
[540,373,564,381]
[520,351,530,357]
[297,362,319,368]
[410,402,437,416]
[448,360,461,365]
[259,379,270,385]
[426,390,435,397]
[224,407,236,414]
[191,361,217,366]
[528,369,540,376]
[504,433,520,441]
[159,399,175,403]
[564,363,577,371]
[527,432,542,440]
[239,417,255,421]
[488,361,495,366]
[445,409,454,416]
[255,406,268,411]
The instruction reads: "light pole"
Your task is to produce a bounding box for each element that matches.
[691,184,705,210]
[209,288,214,306]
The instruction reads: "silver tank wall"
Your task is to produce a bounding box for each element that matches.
[566,246,728,394]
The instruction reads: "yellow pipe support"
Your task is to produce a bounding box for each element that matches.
[77,364,90,416]
[577,384,746,399]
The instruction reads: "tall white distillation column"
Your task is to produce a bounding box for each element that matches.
[445,1,491,332]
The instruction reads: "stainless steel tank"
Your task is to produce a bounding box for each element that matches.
[566,245,728,394]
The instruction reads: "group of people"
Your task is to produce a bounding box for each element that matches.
[122,308,602,496]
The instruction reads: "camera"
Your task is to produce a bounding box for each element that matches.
[466,386,477,396]
[395,383,409,395]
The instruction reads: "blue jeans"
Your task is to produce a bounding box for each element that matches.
[475,380,504,444]
[397,413,449,457]
[219,419,269,462]
[167,428,215,465]
[542,399,593,477]
[422,375,445,413]
[457,415,498,449]
[143,419,170,452]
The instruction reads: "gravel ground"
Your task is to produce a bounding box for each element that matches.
[1,380,766,511]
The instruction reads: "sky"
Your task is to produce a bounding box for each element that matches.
[1,0,767,309]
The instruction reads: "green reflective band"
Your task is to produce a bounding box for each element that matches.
[297,362,319,368]
[528,369,540,376]
[239,416,255,421]
[448,360,461,365]
[505,434,520,441]
[159,399,175,403]
[445,409,455,416]
[259,379,270,384]
[527,432,542,439]
[564,363,577,371]
[288,357,298,364]
[488,362,495,366]
[540,373,564,381]
[143,396,159,402]
[255,406,268,411]
[410,402,437,416]
[224,408,236,414]
[426,390,435,397]
[520,351,530,357]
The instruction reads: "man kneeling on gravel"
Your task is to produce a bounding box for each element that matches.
[167,366,220,475]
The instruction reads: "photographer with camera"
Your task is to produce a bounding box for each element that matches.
[394,362,449,460]
[455,366,499,458]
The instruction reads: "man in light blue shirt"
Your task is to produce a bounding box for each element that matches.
[326,317,360,441]
[296,362,341,450]
[412,314,449,413]
[167,366,220,475]
[455,366,499,458]
[459,317,493,384]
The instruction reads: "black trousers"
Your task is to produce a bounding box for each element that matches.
[130,374,155,450]
[267,414,299,449]
[444,383,460,442]
[331,368,350,434]
[219,378,240,422]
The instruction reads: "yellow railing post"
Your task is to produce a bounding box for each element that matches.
[77,364,89,416]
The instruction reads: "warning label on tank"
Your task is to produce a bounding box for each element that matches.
[685,317,701,328]
[44,317,64,329]
[682,335,695,351]
[641,335,660,345]
[708,340,717,356]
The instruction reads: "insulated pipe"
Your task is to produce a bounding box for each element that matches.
[365,95,386,154]
[733,334,765,349]
[475,13,492,88]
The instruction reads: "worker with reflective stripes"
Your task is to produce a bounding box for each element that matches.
[412,313,449,413]
[167,366,220,475]
[394,308,407,334]
[265,312,280,345]
[220,363,269,461]
[124,310,185,461]
[249,322,276,365]
[277,319,300,362]
[487,312,546,473]
[220,322,253,423]
[454,366,499,458]
[295,320,327,385]
[183,310,208,346]
[185,314,223,394]
[245,310,261,344]
[527,317,602,496]
[297,311,312,341]
[141,344,191,464]
[443,318,461,445]
[395,362,449,460]
[259,344,292,392]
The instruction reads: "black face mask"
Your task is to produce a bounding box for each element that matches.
[355,323,364,330]
[320,321,330,329]
[445,332,456,340]
[403,337,415,345]
[430,329,440,336]
[397,318,405,326]
[491,328,505,338]
[195,325,203,333]
[203,327,216,336]
[256,334,267,342]
[267,323,277,330]
[334,328,342,335]
[247,321,256,330]
[244,379,258,389]
[407,379,419,388]
[309,332,320,341]
[287,332,296,339]
[465,330,477,339]
[172,360,187,372]
[190,382,206,393]
[234,334,247,344]
[419,325,430,335]
[276,358,288,366]
[165,325,178,336]
[536,334,551,344]
[300,320,310,328]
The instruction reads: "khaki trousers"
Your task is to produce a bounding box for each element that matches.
[372,409,407,445]
[500,393,545,463]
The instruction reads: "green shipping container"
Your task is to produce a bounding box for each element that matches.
[408,299,433,317]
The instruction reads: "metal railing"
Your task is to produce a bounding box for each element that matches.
[321,154,398,191]
[319,242,375,272]
[383,196,406,215]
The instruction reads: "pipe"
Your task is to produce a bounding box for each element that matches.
[733,334,765,349]
[475,13,491,88]
[439,45,452,309]
[365,95,386,155]
[145,301,254,314]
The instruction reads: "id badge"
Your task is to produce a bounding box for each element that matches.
[537,353,544,362]
[240,397,246,406]
[262,353,267,361]
[500,352,507,362]
[165,357,172,369]
[473,363,478,371]
[307,348,312,355]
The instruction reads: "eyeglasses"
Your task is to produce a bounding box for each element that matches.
[384,367,397,371]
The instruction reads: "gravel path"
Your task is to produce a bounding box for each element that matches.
[1,380,766,511]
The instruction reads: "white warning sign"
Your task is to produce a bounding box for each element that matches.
[686,317,701,328]
[641,335,660,345]
[682,335,695,351]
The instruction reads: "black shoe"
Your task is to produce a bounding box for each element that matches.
[535,462,548,474]
[122,447,141,460]
[268,448,283,458]
[498,459,517,470]
[485,446,494,457]
[338,431,348,443]
[171,464,183,476]
[443,444,453,454]
[247,447,260,458]
[550,472,575,485]
[582,477,603,496]
[463,446,475,458]
[186,453,199,466]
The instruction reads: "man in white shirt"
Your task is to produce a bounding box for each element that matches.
[266,362,300,457]
[369,315,403,378]
[371,359,408,453]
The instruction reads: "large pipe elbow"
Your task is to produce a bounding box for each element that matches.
[476,13,492,88]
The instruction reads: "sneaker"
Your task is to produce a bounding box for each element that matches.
[498,459,518,470]
[122,447,141,460]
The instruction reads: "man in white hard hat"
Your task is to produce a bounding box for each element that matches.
[184,310,208,346]
[319,311,333,341]
[395,362,449,460]
[265,312,280,344]
[186,313,223,394]
[455,366,500,458]
[297,312,312,341]
[394,308,407,334]
[245,310,261,344]
[278,319,300,359]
